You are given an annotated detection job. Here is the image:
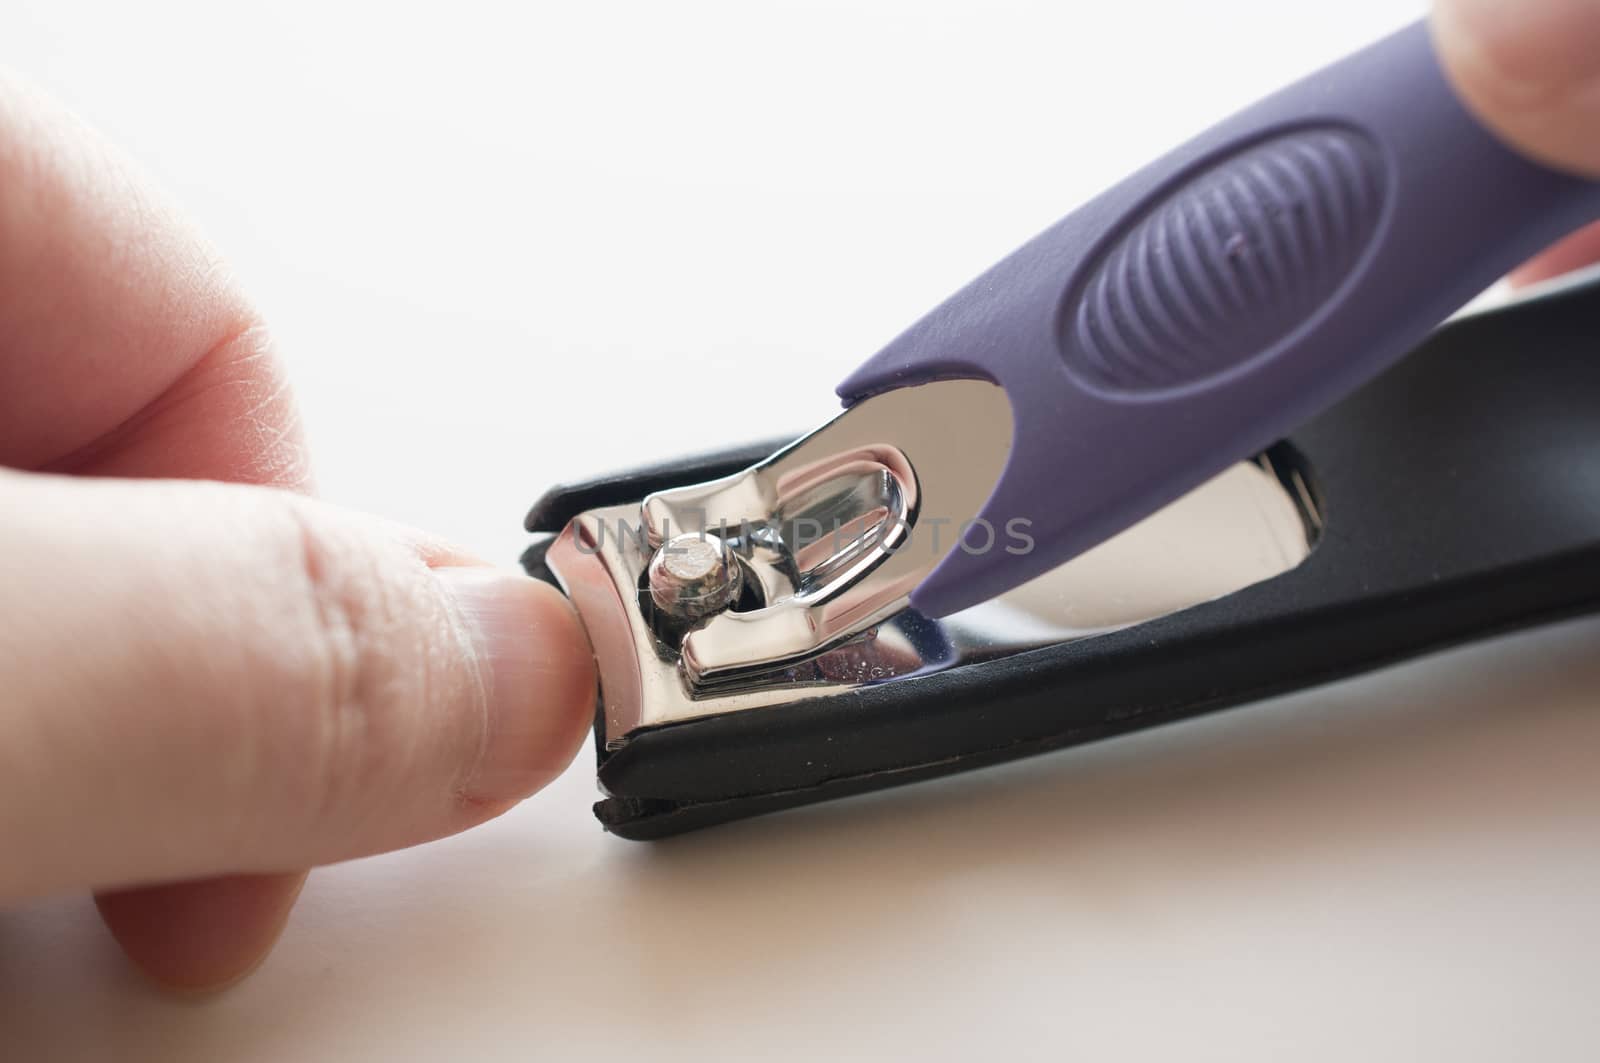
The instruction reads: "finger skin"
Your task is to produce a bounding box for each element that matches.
[0,69,426,987]
[1511,219,1600,287]
[0,70,324,984]
[41,322,312,490]
[0,469,596,903]
[1433,0,1600,176]
[1433,3,1600,285]
[0,73,305,485]
[5,6,1593,989]
[95,873,309,993]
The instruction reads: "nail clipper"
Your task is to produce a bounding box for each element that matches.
[523,21,1600,838]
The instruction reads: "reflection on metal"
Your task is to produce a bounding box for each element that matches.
[647,534,743,620]
[638,379,1013,683]
[545,439,1319,751]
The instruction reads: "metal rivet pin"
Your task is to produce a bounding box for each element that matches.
[647,534,742,620]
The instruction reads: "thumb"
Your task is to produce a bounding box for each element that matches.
[0,468,595,901]
[1433,0,1600,176]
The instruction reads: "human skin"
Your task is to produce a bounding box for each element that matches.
[0,76,596,991]
[1433,0,1600,278]
[1,1,1597,994]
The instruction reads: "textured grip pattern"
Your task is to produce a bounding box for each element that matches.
[1062,126,1388,393]
[836,21,1600,618]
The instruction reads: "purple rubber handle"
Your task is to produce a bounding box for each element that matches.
[840,20,1600,618]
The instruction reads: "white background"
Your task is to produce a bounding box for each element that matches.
[6,1,1600,1059]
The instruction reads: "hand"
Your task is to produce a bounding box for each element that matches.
[1434,0,1600,283]
[0,78,595,989]
[5,5,1595,993]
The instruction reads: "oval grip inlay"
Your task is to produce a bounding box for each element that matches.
[1060,126,1388,394]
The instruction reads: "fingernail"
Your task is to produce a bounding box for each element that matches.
[435,568,597,803]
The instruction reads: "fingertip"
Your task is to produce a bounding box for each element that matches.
[435,569,597,806]
[95,872,307,994]
[1433,0,1600,176]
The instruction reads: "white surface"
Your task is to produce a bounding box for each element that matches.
[7,1,1600,1059]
